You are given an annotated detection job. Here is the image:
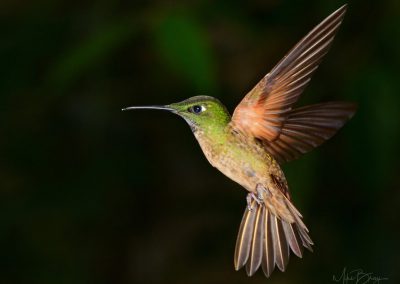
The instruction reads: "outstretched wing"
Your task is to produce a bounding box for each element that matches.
[263,101,357,164]
[231,5,348,142]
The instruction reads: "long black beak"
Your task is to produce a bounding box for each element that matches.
[121,105,174,112]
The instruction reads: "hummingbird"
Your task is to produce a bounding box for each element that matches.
[123,4,356,278]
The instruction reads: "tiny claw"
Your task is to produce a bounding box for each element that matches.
[251,193,263,205]
[256,184,267,202]
[257,190,263,201]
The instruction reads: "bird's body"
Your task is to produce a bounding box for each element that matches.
[123,4,356,278]
[195,116,295,211]
[173,95,315,275]
[194,119,276,194]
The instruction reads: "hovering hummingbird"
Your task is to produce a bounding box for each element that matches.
[123,4,356,278]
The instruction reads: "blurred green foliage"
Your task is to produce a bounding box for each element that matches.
[50,18,139,88]
[1,1,399,283]
[154,11,217,90]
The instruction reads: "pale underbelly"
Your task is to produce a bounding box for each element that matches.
[205,145,267,193]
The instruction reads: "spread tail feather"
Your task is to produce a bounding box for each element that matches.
[234,200,313,277]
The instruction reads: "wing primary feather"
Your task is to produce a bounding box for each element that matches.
[278,20,340,79]
[269,5,346,78]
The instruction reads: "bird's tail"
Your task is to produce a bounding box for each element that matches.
[234,200,313,277]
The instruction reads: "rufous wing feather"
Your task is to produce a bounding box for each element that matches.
[231,5,348,142]
[262,101,357,164]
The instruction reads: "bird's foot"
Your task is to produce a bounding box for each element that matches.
[246,192,264,211]
[256,185,265,201]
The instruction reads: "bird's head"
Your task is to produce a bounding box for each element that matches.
[123,96,231,132]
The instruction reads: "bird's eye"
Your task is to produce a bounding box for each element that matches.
[189,105,205,114]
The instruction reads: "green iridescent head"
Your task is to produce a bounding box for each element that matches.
[122,96,231,132]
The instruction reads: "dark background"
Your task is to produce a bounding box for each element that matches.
[1,0,399,283]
